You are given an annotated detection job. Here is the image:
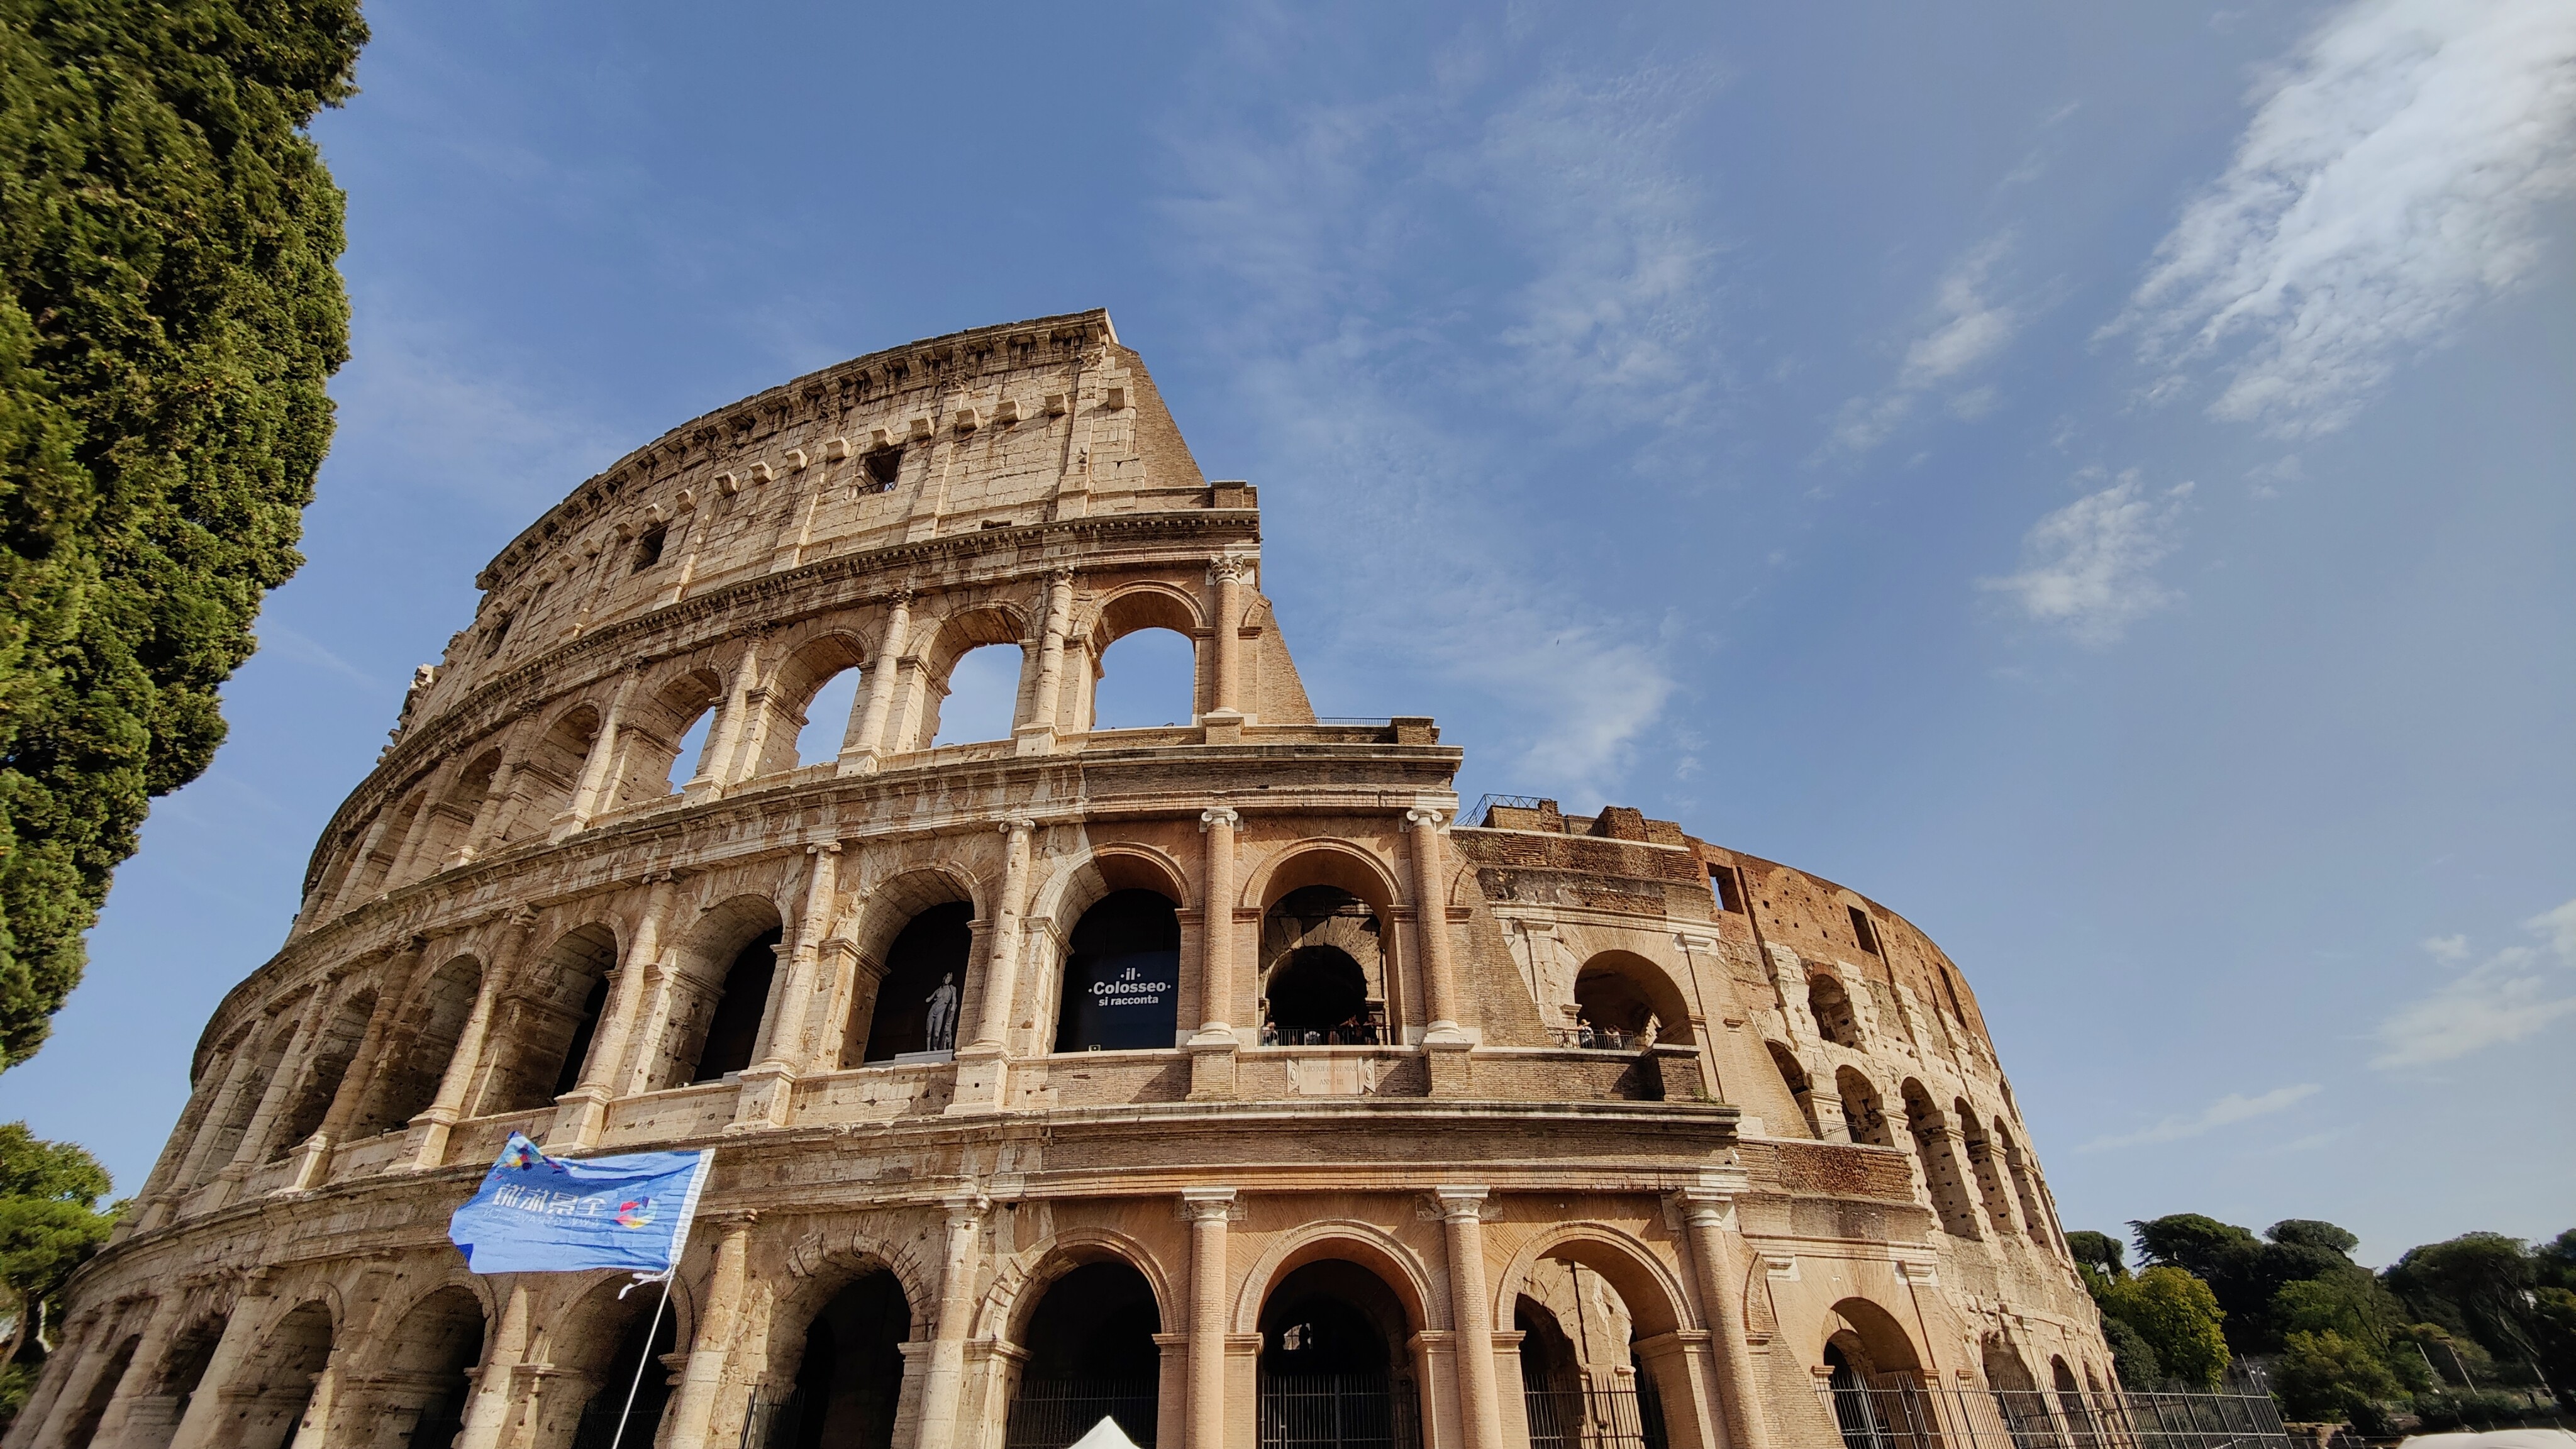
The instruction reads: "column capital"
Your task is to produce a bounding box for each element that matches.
[1404,806,1449,830]
[1199,807,1240,831]
[1433,1185,1490,1221]
[1046,565,1076,586]
[997,817,1037,840]
[807,841,842,857]
[1180,1187,1238,1221]
[1208,555,1248,584]
[886,586,916,608]
[706,1209,761,1233]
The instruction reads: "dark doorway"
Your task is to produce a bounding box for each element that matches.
[787,1272,911,1449]
[1263,947,1370,1045]
[1004,1261,1160,1448]
[569,1297,680,1449]
[691,929,782,1082]
[862,904,973,1062]
[1257,1262,1418,1449]
[552,972,614,1098]
[1055,891,1181,1052]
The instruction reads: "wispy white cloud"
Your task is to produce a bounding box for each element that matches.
[1977,470,2192,645]
[2081,1082,2321,1151]
[2106,0,2576,436]
[2372,897,2576,1068]
[1828,233,2023,458]
[1160,25,1716,796]
[255,625,382,692]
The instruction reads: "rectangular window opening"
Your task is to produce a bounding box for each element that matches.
[631,524,668,572]
[863,445,904,489]
[1709,864,1743,914]
[1848,905,1881,955]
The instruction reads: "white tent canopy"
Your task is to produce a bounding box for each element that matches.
[1065,1415,1143,1449]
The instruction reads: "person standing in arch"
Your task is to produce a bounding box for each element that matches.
[924,972,959,1052]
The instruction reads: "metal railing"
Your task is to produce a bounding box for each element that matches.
[1818,1382,2294,1449]
[1258,1372,1422,1449]
[1525,1383,1670,1449]
[1004,1377,1160,1449]
[1545,1025,1647,1051]
[739,1389,802,1449]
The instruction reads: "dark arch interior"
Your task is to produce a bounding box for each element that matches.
[1516,1299,1579,1395]
[692,928,783,1083]
[552,970,614,1098]
[57,1334,138,1449]
[1263,947,1368,1043]
[571,1294,681,1449]
[386,1290,486,1449]
[1006,1260,1162,1448]
[863,903,974,1062]
[1257,1260,1418,1449]
[242,1303,336,1449]
[1055,890,1181,1052]
[1574,967,1657,1042]
[791,1271,910,1449]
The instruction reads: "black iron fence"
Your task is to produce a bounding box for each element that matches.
[1819,1380,2294,1449]
[1004,1377,1160,1449]
[1258,1372,1422,1449]
[1524,1382,1670,1449]
[738,1389,802,1449]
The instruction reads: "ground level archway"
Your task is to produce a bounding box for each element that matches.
[1002,1259,1161,1448]
[1257,1259,1422,1449]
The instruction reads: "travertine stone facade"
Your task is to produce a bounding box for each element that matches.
[18,312,2111,1449]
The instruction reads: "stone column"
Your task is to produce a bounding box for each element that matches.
[1189,808,1241,1100]
[665,1214,757,1449]
[164,1043,262,1206]
[738,843,841,1129]
[327,810,401,916]
[79,1294,191,1449]
[1182,1189,1235,1449]
[221,988,333,1180]
[553,875,678,1149]
[1405,809,1464,1042]
[164,1278,275,1449]
[406,927,519,1170]
[452,718,533,865]
[694,633,763,793]
[18,1311,117,1449]
[288,942,426,1190]
[1206,558,1244,720]
[1436,1188,1504,1449]
[842,591,913,775]
[1014,568,1077,755]
[911,1196,985,1449]
[453,1280,531,1449]
[379,793,446,892]
[556,672,640,837]
[1679,1185,1772,1449]
[948,821,1033,1116]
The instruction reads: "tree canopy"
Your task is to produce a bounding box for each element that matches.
[0,0,367,1068]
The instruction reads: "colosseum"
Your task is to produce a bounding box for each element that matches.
[15,311,2117,1449]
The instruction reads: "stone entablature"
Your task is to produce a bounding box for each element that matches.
[18,315,2112,1449]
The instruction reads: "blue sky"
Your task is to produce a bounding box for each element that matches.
[5,0,2569,1267]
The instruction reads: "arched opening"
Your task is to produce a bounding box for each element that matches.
[1054,890,1180,1052]
[418,750,500,868]
[1956,1100,2022,1236]
[560,1277,681,1449]
[1901,1082,1982,1238]
[127,1314,225,1449]
[479,924,621,1114]
[371,1287,484,1449]
[56,1333,140,1449]
[690,929,783,1084]
[1514,1253,1672,1449]
[1807,974,1863,1048]
[861,904,974,1063]
[1004,1260,1161,1448]
[1257,1260,1421,1449]
[1090,626,1198,731]
[191,1019,296,1182]
[784,1270,911,1449]
[500,707,599,848]
[352,792,425,899]
[232,1301,335,1449]
[1766,1042,1823,1140]
[796,667,865,767]
[930,645,1023,747]
[1823,1299,1925,1449]
[1836,1068,1894,1148]
[1998,1121,2053,1246]
[619,671,724,808]
[354,956,482,1137]
[2053,1356,2099,1445]
[1984,1336,2057,1444]
[668,708,716,792]
[273,989,377,1155]
[1258,886,1387,1046]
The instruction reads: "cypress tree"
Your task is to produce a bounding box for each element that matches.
[0,0,366,1067]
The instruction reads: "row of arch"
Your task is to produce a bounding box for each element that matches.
[1762,1044,2068,1258]
[308,578,1223,930]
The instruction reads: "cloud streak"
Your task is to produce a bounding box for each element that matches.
[1978,470,2192,645]
[2081,1083,2321,1152]
[2371,896,2576,1068]
[2107,0,2576,436]
[1828,233,2022,457]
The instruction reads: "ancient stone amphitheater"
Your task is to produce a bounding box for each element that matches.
[16,312,2112,1449]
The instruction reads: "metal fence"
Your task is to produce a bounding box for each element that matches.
[1525,1383,1670,1449]
[1258,1372,1423,1449]
[1004,1377,1160,1449]
[1818,1381,2294,1449]
[738,1389,802,1449]
[1543,1026,1647,1051]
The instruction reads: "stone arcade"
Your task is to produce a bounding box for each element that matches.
[12,312,2112,1449]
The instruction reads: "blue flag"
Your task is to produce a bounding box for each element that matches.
[448,1134,713,1275]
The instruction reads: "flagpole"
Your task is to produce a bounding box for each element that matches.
[606,1272,672,1449]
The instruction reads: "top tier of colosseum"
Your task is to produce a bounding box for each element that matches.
[23,312,2113,1449]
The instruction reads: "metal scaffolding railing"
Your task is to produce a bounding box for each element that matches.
[1818,1380,2296,1449]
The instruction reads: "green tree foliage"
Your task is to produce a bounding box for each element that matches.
[2099,1314,2162,1390]
[2101,1266,2231,1388]
[0,0,366,1069]
[2275,1330,2401,1423]
[0,1123,119,1381]
[2067,1230,2126,1289]
[2386,1232,2545,1366]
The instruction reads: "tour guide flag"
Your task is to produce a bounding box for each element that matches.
[448,1134,713,1275]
